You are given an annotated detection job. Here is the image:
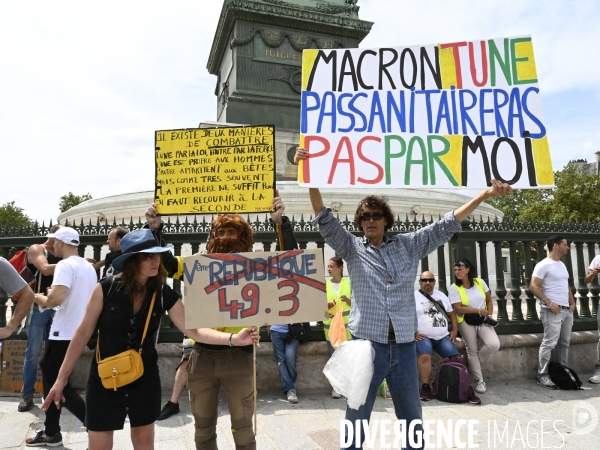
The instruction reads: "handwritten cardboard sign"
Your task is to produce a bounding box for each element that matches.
[183,249,327,328]
[155,125,276,214]
[299,35,554,189]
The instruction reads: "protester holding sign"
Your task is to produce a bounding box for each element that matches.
[295,147,511,450]
[145,191,298,450]
[41,229,259,450]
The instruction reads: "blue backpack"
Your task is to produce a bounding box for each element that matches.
[433,357,473,403]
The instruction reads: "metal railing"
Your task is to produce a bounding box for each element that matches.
[1,214,598,341]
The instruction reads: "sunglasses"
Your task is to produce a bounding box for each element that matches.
[360,213,384,222]
[454,260,467,267]
[419,278,435,283]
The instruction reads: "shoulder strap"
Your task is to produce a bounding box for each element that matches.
[96,290,157,362]
[419,289,450,312]
[473,278,487,308]
[139,291,157,349]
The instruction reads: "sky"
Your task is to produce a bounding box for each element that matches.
[1,0,599,223]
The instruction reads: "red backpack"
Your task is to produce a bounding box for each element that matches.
[7,249,39,300]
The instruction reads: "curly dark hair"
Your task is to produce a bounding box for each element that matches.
[453,259,477,287]
[206,214,254,253]
[353,195,395,232]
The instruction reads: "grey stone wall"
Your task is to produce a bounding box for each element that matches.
[70,332,598,392]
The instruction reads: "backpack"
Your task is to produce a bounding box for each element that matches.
[548,362,582,390]
[7,249,40,300]
[433,357,473,403]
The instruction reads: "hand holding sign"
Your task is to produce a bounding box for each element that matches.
[233,326,261,346]
[484,179,513,198]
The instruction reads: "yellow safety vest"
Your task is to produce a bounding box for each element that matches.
[453,278,487,324]
[324,278,352,341]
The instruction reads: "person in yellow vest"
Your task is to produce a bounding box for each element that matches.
[449,259,500,396]
[324,256,352,398]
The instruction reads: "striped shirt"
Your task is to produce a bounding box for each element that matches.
[312,208,462,344]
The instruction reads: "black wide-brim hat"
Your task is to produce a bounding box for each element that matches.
[111,229,173,272]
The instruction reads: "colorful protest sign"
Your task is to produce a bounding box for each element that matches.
[299,36,553,189]
[183,249,327,328]
[155,125,275,214]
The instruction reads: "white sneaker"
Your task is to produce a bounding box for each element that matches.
[475,379,487,394]
[537,375,558,390]
[589,368,600,384]
[287,389,298,403]
[331,389,342,399]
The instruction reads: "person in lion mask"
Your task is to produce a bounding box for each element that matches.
[144,191,298,450]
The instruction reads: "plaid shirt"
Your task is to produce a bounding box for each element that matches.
[313,208,462,344]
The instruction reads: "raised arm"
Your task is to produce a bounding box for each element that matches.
[295,148,325,215]
[453,179,512,222]
[270,190,299,251]
[144,203,183,279]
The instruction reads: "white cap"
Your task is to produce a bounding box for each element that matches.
[47,227,80,246]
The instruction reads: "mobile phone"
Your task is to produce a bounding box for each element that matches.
[484,317,499,327]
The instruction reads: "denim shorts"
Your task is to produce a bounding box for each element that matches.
[416,334,459,358]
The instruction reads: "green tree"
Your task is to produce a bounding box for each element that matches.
[59,192,93,213]
[487,162,600,222]
[0,201,34,227]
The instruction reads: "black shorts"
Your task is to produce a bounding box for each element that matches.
[86,364,161,431]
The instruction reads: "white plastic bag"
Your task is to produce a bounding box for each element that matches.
[323,339,375,410]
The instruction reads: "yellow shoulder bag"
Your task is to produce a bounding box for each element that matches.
[96,291,156,391]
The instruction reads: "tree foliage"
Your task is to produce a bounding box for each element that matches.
[0,201,34,227]
[487,163,600,222]
[59,192,93,213]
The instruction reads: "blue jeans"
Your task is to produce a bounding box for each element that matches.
[416,335,459,359]
[343,341,423,450]
[327,339,335,357]
[22,304,53,394]
[271,330,300,394]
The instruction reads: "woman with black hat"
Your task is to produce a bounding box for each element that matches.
[41,229,259,450]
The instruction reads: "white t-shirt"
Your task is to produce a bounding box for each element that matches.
[50,255,98,340]
[589,255,600,280]
[448,279,490,310]
[532,258,570,307]
[415,289,453,340]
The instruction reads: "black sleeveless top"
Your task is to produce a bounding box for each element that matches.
[93,278,179,372]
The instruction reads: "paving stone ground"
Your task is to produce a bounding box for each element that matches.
[1,376,599,449]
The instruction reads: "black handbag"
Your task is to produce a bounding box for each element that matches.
[287,323,312,342]
[463,314,485,326]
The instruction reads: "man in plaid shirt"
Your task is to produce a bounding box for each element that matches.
[295,148,511,449]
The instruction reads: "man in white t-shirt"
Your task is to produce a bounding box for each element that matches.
[414,271,479,404]
[585,254,600,383]
[26,227,97,447]
[530,235,575,390]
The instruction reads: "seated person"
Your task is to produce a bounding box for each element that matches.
[414,271,480,404]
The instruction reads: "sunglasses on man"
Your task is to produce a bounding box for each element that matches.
[360,213,384,222]
[419,278,435,283]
